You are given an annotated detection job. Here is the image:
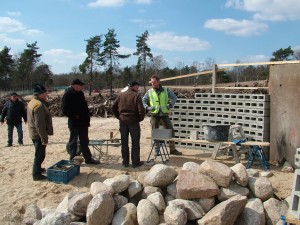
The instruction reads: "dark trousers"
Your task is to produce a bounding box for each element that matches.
[68,127,92,161]
[7,123,23,145]
[119,122,141,165]
[32,138,46,177]
[151,116,176,150]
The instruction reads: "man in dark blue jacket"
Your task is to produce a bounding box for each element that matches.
[1,92,27,147]
[61,79,100,164]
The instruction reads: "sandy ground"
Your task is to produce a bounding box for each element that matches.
[0,116,294,224]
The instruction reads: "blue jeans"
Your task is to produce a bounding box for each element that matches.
[7,123,23,145]
[119,122,141,165]
[68,127,92,161]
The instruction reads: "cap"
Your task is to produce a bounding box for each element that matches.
[71,78,85,86]
[33,84,47,96]
[10,92,18,96]
[128,81,141,87]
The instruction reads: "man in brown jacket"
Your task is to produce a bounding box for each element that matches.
[112,81,145,168]
[27,84,53,181]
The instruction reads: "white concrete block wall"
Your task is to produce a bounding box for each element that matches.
[170,93,270,150]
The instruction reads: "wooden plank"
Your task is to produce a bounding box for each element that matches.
[286,213,300,225]
[215,86,269,90]
[218,60,300,67]
[241,141,270,147]
[149,69,227,83]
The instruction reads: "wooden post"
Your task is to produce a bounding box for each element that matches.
[212,64,217,93]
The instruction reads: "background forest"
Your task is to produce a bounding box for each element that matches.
[1,29,299,96]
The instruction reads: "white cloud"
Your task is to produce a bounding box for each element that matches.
[118,46,135,55]
[7,11,21,17]
[0,17,25,33]
[44,49,74,57]
[22,29,44,35]
[204,18,268,36]
[88,0,127,8]
[242,54,269,62]
[225,0,300,21]
[134,0,152,4]
[149,32,210,52]
[0,33,25,45]
[130,19,166,29]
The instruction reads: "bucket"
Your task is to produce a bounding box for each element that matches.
[203,125,230,141]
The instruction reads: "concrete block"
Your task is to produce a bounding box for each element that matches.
[289,169,300,219]
[295,148,300,167]
[152,128,172,140]
[190,130,198,140]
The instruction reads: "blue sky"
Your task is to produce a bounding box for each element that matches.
[1,0,299,74]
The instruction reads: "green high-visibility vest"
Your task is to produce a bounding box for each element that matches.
[148,87,169,114]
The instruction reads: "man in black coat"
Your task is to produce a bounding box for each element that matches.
[61,79,100,164]
[1,92,27,147]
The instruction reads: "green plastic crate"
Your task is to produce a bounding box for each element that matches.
[47,160,80,184]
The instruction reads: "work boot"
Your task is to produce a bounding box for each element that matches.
[170,149,182,155]
[132,161,144,168]
[33,174,47,181]
[6,143,12,147]
[85,158,100,164]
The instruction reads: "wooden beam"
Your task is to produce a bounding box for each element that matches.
[215,86,269,90]
[149,68,227,83]
[218,60,300,67]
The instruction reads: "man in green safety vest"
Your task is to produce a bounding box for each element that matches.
[142,75,182,155]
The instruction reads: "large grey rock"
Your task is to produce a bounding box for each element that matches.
[199,160,233,187]
[263,198,289,225]
[56,192,83,213]
[128,180,143,198]
[137,199,159,225]
[86,192,115,225]
[164,203,187,225]
[113,194,128,211]
[167,181,177,198]
[68,192,92,217]
[182,162,201,172]
[218,182,250,201]
[231,163,248,186]
[38,212,72,225]
[169,199,205,220]
[112,203,137,225]
[143,164,177,188]
[193,198,215,213]
[103,174,130,194]
[235,198,265,225]
[177,170,219,199]
[142,186,163,198]
[24,204,42,220]
[197,195,247,225]
[248,177,273,201]
[90,181,114,196]
[147,192,166,214]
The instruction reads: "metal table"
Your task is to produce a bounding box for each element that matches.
[89,139,121,160]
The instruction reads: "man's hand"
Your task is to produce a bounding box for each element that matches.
[167,104,173,110]
[0,122,4,125]
[147,106,154,112]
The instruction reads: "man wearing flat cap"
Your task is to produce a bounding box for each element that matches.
[112,81,145,168]
[61,78,100,165]
[27,84,53,181]
[1,92,27,147]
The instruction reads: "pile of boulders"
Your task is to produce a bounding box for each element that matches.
[21,161,289,225]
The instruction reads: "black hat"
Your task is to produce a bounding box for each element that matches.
[71,78,85,86]
[10,92,18,96]
[33,84,47,96]
[128,81,141,87]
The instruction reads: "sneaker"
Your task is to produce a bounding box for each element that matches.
[132,161,144,168]
[33,174,47,181]
[170,149,182,155]
[85,158,100,164]
[6,144,12,147]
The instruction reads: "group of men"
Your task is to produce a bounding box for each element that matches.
[0,75,180,180]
